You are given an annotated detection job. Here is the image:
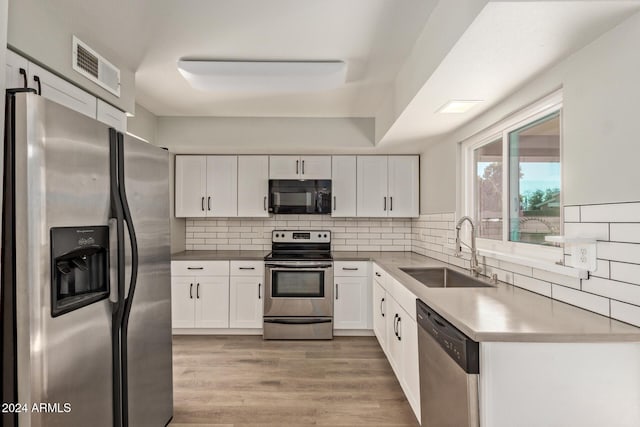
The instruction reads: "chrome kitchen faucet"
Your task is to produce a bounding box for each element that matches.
[454,216,481,277]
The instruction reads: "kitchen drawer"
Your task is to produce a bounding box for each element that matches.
[373,263,388,288]
[334,261,369,277]
[387,277,418,320]
[171,260,229,276]
[230,260,265,276]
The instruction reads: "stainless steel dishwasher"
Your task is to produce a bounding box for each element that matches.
[417,300,480,427]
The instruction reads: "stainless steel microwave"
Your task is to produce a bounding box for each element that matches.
[269,180,331,214]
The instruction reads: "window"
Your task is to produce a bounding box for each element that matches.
[463,91,562,259]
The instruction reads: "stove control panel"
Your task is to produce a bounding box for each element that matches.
[272,230,331,243]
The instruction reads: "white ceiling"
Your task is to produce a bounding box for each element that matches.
[130,0,438,117]
[48,0,640,143]
[379,1,640,145]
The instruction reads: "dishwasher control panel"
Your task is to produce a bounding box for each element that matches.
[417,300,480,374]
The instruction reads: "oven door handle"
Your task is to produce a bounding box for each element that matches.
[265,263,333,269]
[263,318,332,325]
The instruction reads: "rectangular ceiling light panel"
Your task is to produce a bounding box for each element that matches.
[177,60,347,92]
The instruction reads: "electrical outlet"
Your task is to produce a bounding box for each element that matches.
[568,242,596,271]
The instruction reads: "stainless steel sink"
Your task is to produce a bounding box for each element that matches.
[399,267,493,288]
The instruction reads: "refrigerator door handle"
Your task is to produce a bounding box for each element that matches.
[108,217,120,303]
[116,132,139,427]
[109,128,126,427]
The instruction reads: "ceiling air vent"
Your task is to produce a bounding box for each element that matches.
[72,36,120,97]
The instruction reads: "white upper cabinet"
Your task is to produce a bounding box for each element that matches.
[237,156,269,217]
[357,156,388,217]
[269,155,331,179]
[269,156,299,179]
[96,99,127,132]
[388,156,419,217]
[5,50,29,90]
[331,156,357,217]
[299,156,331,179]
[357,156,419,218]
[27,62,97,119]
[206,156,238,217]
[175,156,207,217]
[175,155,238,218]
[6,50,128,130]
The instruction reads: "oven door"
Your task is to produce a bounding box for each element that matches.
[264,262,333,317]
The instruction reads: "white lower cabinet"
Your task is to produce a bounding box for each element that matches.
[373,279,387,348]
[171,276,197,328]
[229,276,263,329]
[333,261,371,331]
[171,275,229,328]
[195,277,230,328]
[171,260,264,332]
[334,276,368,329]
[373,263,421,421]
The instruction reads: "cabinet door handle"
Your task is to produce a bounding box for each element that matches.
[333,196,336,211]
[383,197,387,211]
[196,283,200,299]
[335,283,339,300]
[264,196,267,211]
[375,272,381,277]
[380,297,385,317]
[390,196,393,211]
[296,160,299,175]
[189,283,193,299]
[201,196,205,211]
[187,267,204,270]
[19,68,28,89]
[208,196,211,211]
[239,267,255,270]
[393,313,398,336]
[258,283,262,300]
[396,316,402,341]
[302,160,305,175]
[33,75,42,95]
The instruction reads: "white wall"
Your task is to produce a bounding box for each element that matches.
[7,0,135,113]
[419,10,640,213]
[157,117,389,154]
[375,0,487,143]
[127,104,157,144]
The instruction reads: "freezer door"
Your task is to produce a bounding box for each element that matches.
[121,134,173,426]
[10,93,113,427]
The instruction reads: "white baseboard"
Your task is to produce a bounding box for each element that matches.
[334,329,374,337]
[172,328,262,335]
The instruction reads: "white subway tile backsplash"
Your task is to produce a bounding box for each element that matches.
[185,215,413,252]
[610,301,640,327]
[592,259,610,279]
[610,223,640,244]
[551,285,610,316]
[580,202,640,223]
[563,206,580,222]
[610,262,640,286]
[582,277,640,306]
[514,274,552,297]
[563,223,609,241]
[597,242,640,264]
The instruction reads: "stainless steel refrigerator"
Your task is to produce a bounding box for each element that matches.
[1,90,173,427]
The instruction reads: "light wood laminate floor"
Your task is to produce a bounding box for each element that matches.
[170,335,419,427]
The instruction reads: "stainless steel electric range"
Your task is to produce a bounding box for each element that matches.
[263,230,333,340]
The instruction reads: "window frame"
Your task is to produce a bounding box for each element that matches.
[461,90,564,263]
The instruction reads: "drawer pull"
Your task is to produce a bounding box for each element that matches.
[239,267,255,270]
[375,272,381,277]
[342,267,358,271]
[187,267,204,270]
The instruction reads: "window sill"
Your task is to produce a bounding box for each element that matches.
[477,248,589,279]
